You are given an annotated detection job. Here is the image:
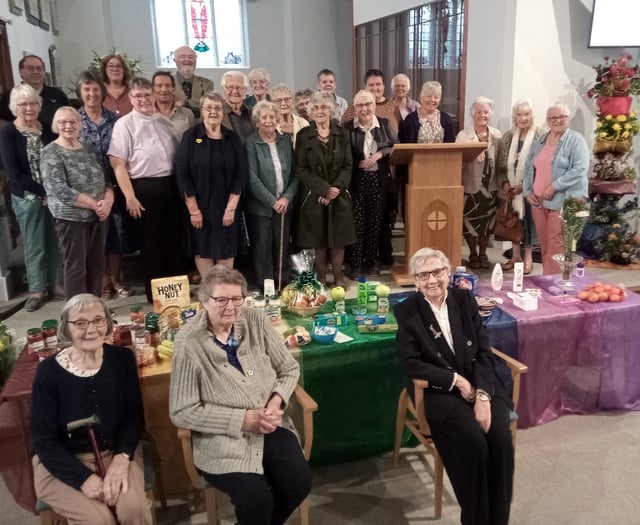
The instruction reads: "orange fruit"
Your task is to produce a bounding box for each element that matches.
[578,291,589,300]
[598,292,609,301]
[609,294,622,302]
[594,286,604,294]
[587,293,600,303]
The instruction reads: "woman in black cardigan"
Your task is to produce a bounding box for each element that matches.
[0,85,59,311]
[395,247,514,525]
[176,91,247,279]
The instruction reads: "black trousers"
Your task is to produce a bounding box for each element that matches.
[131,176,183,302]
[200,427,312,525]
[246,210,292,292]
[54,219,106,298]
[427,397,514,525]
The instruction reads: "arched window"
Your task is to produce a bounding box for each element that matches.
[153,0,247,68]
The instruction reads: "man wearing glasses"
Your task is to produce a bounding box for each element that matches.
[108,77,183,303]
[220,71,255,142]
[0,55,69,126]
[172,46,214,120]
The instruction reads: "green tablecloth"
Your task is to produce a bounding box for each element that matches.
[283,299,406,465]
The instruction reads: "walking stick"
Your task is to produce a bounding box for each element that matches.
[277,212,285,291]
[67,414,106,478]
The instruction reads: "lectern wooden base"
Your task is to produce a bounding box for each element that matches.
[390,142,486,284]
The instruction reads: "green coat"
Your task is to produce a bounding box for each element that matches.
[295,123,356,248]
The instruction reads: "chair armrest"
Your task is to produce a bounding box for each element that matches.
[177,427,205,490]
[293,384,317,460]
[491,347,528,409]
[411,379,431,434]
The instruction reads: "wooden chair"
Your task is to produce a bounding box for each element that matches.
[37,439,161,525]
[392,347,528,519]
[177,384,318,525]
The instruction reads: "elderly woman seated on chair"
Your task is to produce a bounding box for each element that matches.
[394,248,514,525]
[169,265,312,525]
[31,293,153,524]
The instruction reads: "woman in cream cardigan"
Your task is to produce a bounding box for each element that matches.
[496,99,545,274]
[169,265,311,525]
[456,96,502,269]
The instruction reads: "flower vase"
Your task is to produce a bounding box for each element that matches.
[552,253,584,292]
[596,96,632,116]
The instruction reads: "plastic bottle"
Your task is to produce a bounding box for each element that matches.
[357,277,368,307]
[491,263,503,291]
[575,260,585,278]
[452,266,478,296]
[513,262,524,292]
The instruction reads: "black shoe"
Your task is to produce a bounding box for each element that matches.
[24,295,44,312]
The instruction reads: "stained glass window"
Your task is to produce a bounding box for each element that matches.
[153,0,247,68]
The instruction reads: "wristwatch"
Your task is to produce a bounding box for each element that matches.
[476,391,491,402]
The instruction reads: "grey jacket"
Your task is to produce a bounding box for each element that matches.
[244,131,298,217]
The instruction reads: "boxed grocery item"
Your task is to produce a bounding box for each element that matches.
[151,275,191,314]
[512,292,538,311]
[313,312,348,327]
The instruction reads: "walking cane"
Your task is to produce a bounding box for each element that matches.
[67,414,106,478]
[277,212,285,292]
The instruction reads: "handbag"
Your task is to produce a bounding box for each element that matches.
[494,199,523,243]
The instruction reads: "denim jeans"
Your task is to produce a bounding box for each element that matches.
[11,195,60,293]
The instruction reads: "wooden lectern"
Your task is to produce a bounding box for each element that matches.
[390,143,487,285]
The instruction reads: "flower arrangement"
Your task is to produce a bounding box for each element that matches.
[587,54,640,99]
[0,324,17,389]
[595,111,640,141]
[597,222,640,265]
[592,152,637,181]
[560,197,590,261]
[88,48,143,77]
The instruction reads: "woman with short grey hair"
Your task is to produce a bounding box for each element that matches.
[0,84,59,311]
[456,96,502,269]
[272,83,309,147]
[391,73,420,120]
[245,68,272,108]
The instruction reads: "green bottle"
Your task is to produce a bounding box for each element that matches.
[357,277,368,307]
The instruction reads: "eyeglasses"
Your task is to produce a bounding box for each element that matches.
[17,101,39,108]
[311,104,331,112]
[273,97,292,105]
[57,119,79,127]
[414,268,447,281]
[355,102,374,108]
[107,64,123,70]
[202,105,224,113]
[131,93,153,101]
[224,85,245,92]
[208,296,245,307]
[68,316,108,330]
[547,115,568,122]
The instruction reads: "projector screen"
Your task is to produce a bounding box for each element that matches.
[589,0,640,47]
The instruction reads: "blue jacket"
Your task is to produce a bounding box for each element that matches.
[245,131,298,217]
[523,128,589,210]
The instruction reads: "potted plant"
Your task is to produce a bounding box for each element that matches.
[593,111,640,153]
[587,54,640,115]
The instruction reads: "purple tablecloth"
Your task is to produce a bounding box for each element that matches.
[478,274,640,427]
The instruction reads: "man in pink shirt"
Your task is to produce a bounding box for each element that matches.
[109,77,183,302]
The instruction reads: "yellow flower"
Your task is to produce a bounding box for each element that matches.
[195,138,203,144]
[596,121,603,128]
[631,110,638,118]
[0,341,5,352]
[605,114,613,121]
[613,223,622,228]
[599,132,608,138]
[625,123,632,129]
[608,233,618,241]
[622,131,630,138]
[616,114,627,122]
[612,123,621,131]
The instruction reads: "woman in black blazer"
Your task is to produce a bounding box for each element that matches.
[394,247,514,525]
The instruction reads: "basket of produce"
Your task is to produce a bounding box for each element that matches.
[280,251,328,317]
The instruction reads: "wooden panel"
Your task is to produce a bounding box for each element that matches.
[390,142,486,167]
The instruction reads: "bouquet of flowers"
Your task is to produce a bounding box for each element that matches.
[597,222,640,265]
[595,112,640,141]
[592,151,637,181]
[560,197,590,259]
[587,54,640,99]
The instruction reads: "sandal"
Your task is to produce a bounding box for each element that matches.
[113,283,133,298]
[469,255,481,269]
[479,255,491,269]
[101,286,115,301]
[24,295,44,312]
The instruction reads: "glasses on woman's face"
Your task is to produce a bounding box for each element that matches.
[415,268,447,281]
[355,102,374,109]
[17,101,39,109]
[208,296,246,307]
[202,104,224,113]
[273,97,292,105]
[547,115,568,122]
[68,316,108,330]
[107,63,123,70]
[57,119,79,128]
[131,93,153,101]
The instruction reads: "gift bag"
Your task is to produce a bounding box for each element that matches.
[494,199,523,243]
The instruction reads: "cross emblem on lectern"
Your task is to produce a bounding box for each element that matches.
[426,210,447,231]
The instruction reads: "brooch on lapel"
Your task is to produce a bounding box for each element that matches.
[195,138,203,144]
[429,324,442,340]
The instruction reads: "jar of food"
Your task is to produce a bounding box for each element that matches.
[27,328,45,354]
[265,294,282,323]
[113,325,133,347]
[41,320,58,350]
[253,295,266,309]
[130,306,145,324]
[134,326,146,350]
